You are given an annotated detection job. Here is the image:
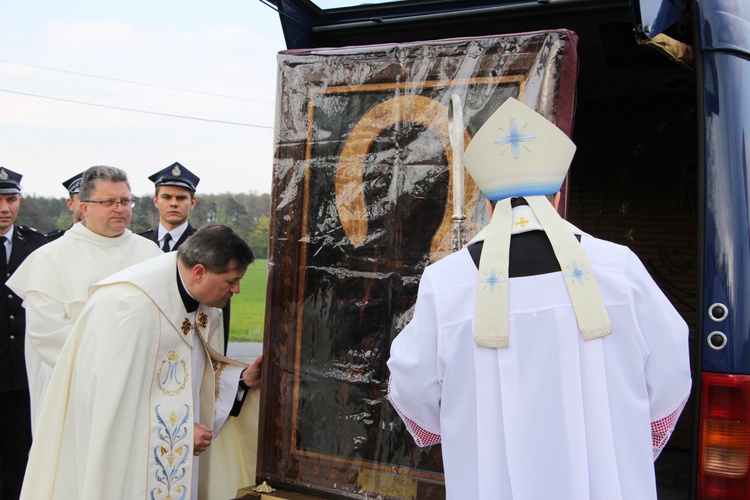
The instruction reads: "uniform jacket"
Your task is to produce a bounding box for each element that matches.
[0,226,47,392]
[44,223,73,242]
[137,223,197,249]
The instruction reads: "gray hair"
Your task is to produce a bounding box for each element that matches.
[79,166,131,201]
[178,224,255,273]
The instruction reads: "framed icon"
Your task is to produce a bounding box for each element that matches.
[259,29,578,499]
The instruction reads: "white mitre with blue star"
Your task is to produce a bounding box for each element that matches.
[463,97,575,200]
[459,96,611,349]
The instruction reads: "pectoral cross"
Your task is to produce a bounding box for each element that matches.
[515,216,530,228]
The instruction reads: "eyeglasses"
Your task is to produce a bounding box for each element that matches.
[83,198,136,208]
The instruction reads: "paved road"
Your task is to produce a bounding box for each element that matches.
[227,341,263,363]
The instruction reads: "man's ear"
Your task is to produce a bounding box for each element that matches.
[192,263,207,284]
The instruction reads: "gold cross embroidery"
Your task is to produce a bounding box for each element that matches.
[180,318,191,335]
[180,313,208,336]
[196,312,208,329]
[515,216,530,228]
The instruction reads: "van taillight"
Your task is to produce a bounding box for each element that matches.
[698,373,750,499]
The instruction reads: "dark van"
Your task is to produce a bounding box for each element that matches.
[264,1,749,498]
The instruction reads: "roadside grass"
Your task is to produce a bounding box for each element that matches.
[228,258,267,343]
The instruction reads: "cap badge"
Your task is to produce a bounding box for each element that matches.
[494,118,535,159]
[172,165,182,176]
[0,169,7,181]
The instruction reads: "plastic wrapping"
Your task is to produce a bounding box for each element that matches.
[259,30,579,499]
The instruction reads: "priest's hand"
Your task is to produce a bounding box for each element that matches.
[194,422,213,455]
[241,354,263,389]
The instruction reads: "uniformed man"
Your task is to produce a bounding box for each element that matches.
[138,162,199,251]
[45,172,84,241]
[0,166,47,500]
[137,162,232,352]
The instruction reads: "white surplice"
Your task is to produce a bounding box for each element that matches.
[6,221,162,432]
[19,252,258,500]
[388,228,691,500]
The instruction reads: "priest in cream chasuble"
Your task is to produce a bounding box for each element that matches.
[20,227,260,500]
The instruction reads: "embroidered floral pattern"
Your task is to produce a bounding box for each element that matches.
[151,404,191,500]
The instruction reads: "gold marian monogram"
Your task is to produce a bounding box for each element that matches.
[180,312,209,335]
[157,351,188,396]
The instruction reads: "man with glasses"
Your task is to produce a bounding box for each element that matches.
[0,167,47,500]
[7,166,160,432]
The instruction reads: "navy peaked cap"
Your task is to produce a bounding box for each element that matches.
[0,167,22,195]
[62,172,84,194]
[148,162,200,191]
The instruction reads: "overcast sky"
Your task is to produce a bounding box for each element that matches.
[0,0,286,198]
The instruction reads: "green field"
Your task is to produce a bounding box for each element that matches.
[228,258,267,343]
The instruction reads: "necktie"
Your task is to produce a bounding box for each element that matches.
[162,233,172,252]
[0,236,7,274]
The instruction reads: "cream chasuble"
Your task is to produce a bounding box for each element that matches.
[6,221,161,433]
[19,252,259,500]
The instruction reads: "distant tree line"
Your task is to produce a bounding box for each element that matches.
[15,191,272,259]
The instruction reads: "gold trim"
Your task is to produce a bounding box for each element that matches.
[214,362,227,401]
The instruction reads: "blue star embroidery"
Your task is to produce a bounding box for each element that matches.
[494,118,535,159]
[480,269,505,293]
[566,262,591,285]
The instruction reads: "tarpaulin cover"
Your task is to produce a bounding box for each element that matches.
[258,29,579,499]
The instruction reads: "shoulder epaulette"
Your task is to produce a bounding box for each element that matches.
[17,225,48,243]
[45,228,65,241]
